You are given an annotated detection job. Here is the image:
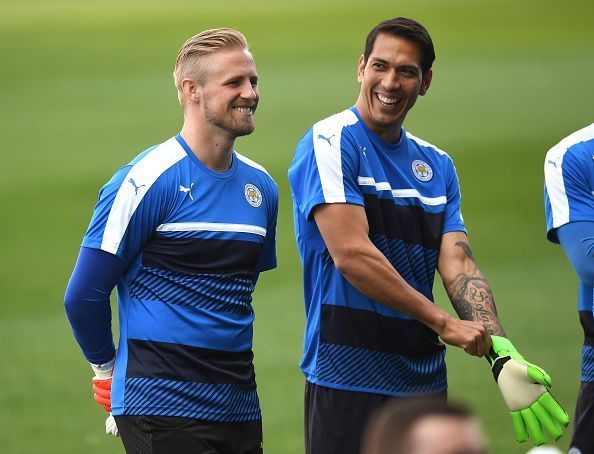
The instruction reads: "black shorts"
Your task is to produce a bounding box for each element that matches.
[570,381,594,454]
[304,381,446,454]
[114,415,263,454]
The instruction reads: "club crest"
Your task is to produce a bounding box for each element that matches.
[244,183,262,207]
[412,159,433,182]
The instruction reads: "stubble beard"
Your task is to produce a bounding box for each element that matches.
[203,97,255,137]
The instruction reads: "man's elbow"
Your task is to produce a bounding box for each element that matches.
[331,245,367,276]
[64,284,81,322]
[575,262,594,287]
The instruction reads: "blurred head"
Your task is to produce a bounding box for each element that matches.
[355,17,434,142]
[361,399,487,454]
[174,28,259,137]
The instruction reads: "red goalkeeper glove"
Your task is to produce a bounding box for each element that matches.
[91,359,115,412]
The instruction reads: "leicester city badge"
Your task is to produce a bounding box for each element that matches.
[411,159,433,182]
[244,183,262,207]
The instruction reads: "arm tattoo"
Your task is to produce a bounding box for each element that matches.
[455,241,475,261]
[446,242,506,337]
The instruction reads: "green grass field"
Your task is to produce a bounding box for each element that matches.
[1,0,593,452]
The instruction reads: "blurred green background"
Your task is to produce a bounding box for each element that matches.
[1,0,593,452]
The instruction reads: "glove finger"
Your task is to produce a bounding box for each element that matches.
[539,392,570,426]
[94,394,111,407]
[531,400,563,440]
[93,384,111,398]
[92,379,112,390]
[104,404,111,412]
[106,414,119,437]
[510,411,528,443]
[521,408,546,446]
[526,364,552,387]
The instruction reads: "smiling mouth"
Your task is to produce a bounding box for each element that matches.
[375,93,402,108]
[233,106,254,114]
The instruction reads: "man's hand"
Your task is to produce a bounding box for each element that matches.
[91,358,115,412]
[488,336,569,446]
[437,315,491,357]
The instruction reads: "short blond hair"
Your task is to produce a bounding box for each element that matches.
[173,28,248,105]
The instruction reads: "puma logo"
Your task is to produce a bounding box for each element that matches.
[179,183,194,201]
[317,134,335,146]
[128,178,146,195]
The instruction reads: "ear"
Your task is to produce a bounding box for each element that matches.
[357,55,366,84]
[419,68,432,96]
[181,78,201,104]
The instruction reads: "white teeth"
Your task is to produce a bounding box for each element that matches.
[234,107,252,113]
[377,94,400,105]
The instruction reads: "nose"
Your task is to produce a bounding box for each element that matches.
[381,69,400,91]
[241,81,258,101]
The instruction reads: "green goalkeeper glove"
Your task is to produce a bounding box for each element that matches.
[488,336,569,446]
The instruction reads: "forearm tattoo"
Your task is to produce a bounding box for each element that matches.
[447,242,506,336]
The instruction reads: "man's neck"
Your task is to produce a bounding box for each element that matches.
[354,99,403,144]
[180,118,235,173]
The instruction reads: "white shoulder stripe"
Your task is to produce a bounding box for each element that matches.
[357,176,447,206]
[406,132,449,157]
[313,110,359,203]
[545,124,594,228]
[157,222,266,237]
[101,137,187,254]
[235,151,272,178]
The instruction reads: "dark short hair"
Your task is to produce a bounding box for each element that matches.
[363,17,435,76]
[361,399,473,454]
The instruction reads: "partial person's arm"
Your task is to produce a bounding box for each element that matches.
[64,246,126,364]
[437,232,569,445]
[436,231,505,336]
[313,203,491,357]
[558,221,594,287]
[64,246,126,436]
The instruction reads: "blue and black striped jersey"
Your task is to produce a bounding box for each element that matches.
[289,107,465,396]
[83,134,277,421]
[544,123,594,382]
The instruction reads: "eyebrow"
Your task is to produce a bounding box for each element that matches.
[369,57,420,70]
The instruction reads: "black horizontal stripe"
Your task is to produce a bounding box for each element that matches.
[580,311,594,346]
[320,304,445,358]
[142,236,262,276]
[126,339,255,384]
[364,194,443,250]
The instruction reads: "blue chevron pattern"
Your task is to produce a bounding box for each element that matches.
[129,267,254,314]
[316,342,446,394]
[124,378,261,422]
[370,234,438,286]
[582,346,594,382]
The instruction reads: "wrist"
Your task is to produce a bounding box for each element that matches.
[90,357,115,379]
[428,310,454,336]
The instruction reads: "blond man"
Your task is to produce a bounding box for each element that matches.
[65,28,277,453]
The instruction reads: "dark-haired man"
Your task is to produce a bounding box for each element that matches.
[288,17,568,453]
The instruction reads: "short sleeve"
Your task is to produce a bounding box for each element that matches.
[563,145,594,220]
[442,157,466,234]
[256,181,278,273]
[545,142,594,242]
[288,127,363,221]
[82,165,167,264]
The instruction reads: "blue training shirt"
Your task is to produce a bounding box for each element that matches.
[82,134,278,421]
[288,108,465,396]
[544,123,594,382]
